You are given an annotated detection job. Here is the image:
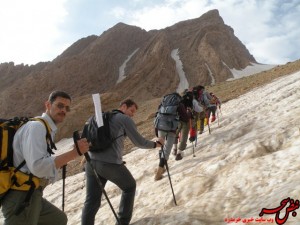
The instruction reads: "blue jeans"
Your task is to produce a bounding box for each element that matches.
[207,105,217,118]
[81,160,136,225]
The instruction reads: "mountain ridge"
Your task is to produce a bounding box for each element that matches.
[0,9,271,141]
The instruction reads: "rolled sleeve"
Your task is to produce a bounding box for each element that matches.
[193,99,203,113]
[21,121,59,182]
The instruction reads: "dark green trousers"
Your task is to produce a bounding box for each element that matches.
[1,187,67,225]
[175,121,190,150]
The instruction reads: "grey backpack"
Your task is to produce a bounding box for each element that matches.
[154,93,182,131]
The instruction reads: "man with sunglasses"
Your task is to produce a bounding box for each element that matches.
[1,91,90,225]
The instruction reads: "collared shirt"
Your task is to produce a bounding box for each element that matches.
[13,113,59,182]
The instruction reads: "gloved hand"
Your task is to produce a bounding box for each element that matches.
[189,136,195,142]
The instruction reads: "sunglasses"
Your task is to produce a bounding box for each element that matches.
[53,103,71,112]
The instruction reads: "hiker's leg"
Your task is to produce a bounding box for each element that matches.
[81,160,107,225]
[176,121,183,142]
[2,189,43,225]
[211,105,217,116]
[206,108,212,119]
[172,127,180,155]
[178,121,190,150]
[191,113,197,128]
[210,106,217,122]
[99,163,136,225]
[157,130,167,159]
[161,131,176,160]
[199,112,205,133]
[155,130,170,180]
[38,196,67,225]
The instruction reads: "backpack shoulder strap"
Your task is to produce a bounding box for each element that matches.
[108,110,126,139]
[31,118,57,155]
[111,109,124,115]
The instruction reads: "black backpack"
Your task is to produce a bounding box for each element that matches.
[82,111,124,152]
[181,91,193,109]
[154,93,182,131]
[192,85,204,101]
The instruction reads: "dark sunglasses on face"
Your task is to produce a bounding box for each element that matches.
[53,103,71,112]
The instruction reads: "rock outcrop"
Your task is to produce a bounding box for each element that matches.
[0,9,257,139]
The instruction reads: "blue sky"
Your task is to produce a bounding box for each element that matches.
[0,0,299,65]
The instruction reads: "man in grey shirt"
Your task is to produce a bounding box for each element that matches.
[81,99,164,225]
[1,91,90,225]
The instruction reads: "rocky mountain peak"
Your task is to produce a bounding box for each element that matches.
[1,9,257,139]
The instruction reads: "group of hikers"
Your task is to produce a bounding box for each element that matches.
[153,85,221,181]
[0,86,221,225]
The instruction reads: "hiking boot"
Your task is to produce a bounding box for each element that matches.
[211,115,216,122]
[175,153,183,161]
[154,167,166,174]
[172,148,177,156]
[154,167,165,181]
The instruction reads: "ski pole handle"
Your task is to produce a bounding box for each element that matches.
[73,130,83,156]
[157,141,163,146]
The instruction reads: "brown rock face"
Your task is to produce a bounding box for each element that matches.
[1,9,256,139]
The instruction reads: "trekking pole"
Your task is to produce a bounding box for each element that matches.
[192,141,195,157]
[157,141,177,206]
[217,110,220,127]
[62,165,67,211]
[73,131,121,225]
[206,116,211,134]
[195,132,198,148]
[189,120,196,157]
[195,116,200,146]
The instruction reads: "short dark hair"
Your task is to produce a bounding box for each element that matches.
[48,91,72,103]
[120,99,138,110]
[196,85,205,90]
